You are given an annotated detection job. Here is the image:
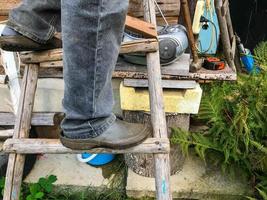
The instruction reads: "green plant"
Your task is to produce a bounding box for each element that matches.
[0,176,5,196]
[254,41,267,71]
[25,175,57,200]
[171,68,267,198]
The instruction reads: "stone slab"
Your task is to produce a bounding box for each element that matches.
[24,154,124,189]
[126,151,249,200]
[0,78,123,114]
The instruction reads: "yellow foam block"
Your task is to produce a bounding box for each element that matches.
[120,83,202,114]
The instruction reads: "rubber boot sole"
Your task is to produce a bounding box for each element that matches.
[60,126,150,150]
[0,35,62,52]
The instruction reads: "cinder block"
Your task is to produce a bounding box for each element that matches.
[120,83,202,114]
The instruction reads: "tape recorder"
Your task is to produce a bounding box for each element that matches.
[122,24,189,66]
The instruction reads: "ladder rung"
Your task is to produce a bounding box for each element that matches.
[20,39,158,64]
[3,138,170,154]
[0,129,14,139]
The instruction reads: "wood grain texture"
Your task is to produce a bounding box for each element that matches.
[3,138,170,154]
[215,0,236,71]
[123,79,196,89]
[20,39,159,64]
[3,64,39,200]
[11,64,39,200]
[129,0,180,17]
[125,15,157,38]
[143,1,172,199]
[3,64,29,200]
[0,129,13,139]
[0,0,20,15]
[20,57,236,81]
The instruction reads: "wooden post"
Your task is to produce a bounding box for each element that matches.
[143,1,172,199]
[215,0,235,71]
[3,64,39,200]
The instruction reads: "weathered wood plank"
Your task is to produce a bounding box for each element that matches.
[121,39,159,54]
[3,138,170,154]
[128,0,180,17]
[124,79,196,89]
[0,129,13,139]
[0,0,20,15]
[26,59,236,81]
[20,39,159,64]
[3,64,39,200]
[125,15,157,38]
[3,63,29,200]
[20,49,63,64]
[11,64,39,200]
[143,1,172,199]
[215,0,235,70]
[0,112,62,126]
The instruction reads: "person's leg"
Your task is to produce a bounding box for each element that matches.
[60,0,149,149]
[0,0,61,51]
[7,0,61,43]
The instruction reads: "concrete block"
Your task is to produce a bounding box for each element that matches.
[0,85,12,112]
[126,151,249,200]
[120,83,202,114]
[24,154,125,189]
[0,78,123,114]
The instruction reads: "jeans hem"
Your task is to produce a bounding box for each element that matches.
[62,114,116,139]
[7,18,55,44]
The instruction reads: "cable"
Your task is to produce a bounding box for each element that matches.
[153,0,169,26]
[198,15,218,54]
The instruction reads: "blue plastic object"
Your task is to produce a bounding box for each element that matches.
[77,153,115,166]
[241,49,260,73]
[198,1,220,54]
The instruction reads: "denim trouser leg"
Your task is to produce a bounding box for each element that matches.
[7,0,128,138]
[7,0,61,43]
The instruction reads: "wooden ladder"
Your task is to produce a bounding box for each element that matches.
[2,1,172,199]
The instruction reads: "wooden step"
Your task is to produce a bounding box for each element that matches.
[124,79,197,89]
[20,39,158,64]
[3,138,170,154]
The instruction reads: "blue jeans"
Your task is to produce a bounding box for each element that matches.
[7,0,129,139]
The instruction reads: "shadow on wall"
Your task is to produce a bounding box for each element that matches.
[230,0,267,50]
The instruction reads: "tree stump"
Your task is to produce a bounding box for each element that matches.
[123,111,188,177]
